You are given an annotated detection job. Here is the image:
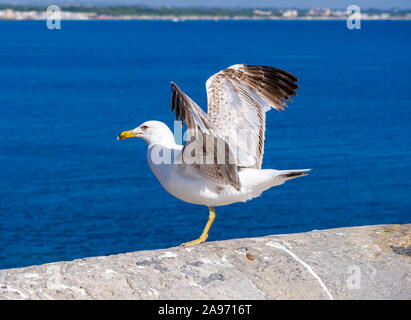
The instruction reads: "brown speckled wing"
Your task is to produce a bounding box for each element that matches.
[170,82,241,191]
[206,64,298,169]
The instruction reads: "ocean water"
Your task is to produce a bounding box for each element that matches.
[0,20,410,269]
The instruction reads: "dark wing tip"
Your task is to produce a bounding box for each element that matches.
[244,64,298,83]
[241,64,299,106]
[170,81,187,126]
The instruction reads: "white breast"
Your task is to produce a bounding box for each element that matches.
[145,144,282,207]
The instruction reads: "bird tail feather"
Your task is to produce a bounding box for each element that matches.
[277,169,311,181]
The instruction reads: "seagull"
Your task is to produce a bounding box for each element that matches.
[118,64,310,246]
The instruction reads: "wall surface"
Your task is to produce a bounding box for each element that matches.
[0,224,409,300]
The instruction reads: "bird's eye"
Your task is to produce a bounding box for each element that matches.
[141,125,149,130]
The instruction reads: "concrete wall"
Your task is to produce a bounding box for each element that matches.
[0,224,409,300]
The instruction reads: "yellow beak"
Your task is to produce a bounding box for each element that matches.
[117,130,141,140]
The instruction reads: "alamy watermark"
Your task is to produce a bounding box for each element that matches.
[346,264,377,290]
[46,265,62,289]
[346,5,361,30]
[46,5,61,30]
[148,121,255,166]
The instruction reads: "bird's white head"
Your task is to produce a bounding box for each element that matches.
[117,120,176,146]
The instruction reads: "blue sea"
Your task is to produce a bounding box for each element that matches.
[0,20,410,269]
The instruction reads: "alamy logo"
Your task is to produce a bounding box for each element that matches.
[346,265,361,289]
[346,264,377,290]
[46,265,62,289]
[46,5,61,30]
[148,122,253,166]
[346,5,361,30]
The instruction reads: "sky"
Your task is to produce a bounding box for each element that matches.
[0,0,410,9]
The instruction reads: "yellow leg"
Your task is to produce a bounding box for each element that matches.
[180,207,216,247]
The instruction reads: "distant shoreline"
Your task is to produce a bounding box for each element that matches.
[1,6,410,21]
[1,16,411,21]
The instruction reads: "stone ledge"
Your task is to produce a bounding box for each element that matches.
[0,224,409,300]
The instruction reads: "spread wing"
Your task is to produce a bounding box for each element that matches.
[170,82,241,191]
[206,64,298,169]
